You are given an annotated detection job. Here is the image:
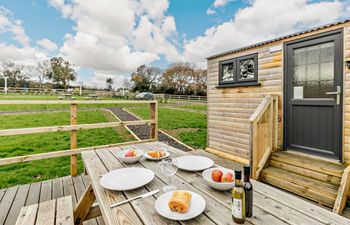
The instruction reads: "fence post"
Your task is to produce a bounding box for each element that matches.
[70,103,78,176]
[150,102,158,140]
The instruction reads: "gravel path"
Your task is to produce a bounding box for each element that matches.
[106,107,192,152]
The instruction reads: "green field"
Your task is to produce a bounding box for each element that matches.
[0,95,208,188]
[0,110,133,188]
[127,107,207,149]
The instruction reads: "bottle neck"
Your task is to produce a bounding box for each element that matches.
[244,174,250,182]
[235,178,241,186]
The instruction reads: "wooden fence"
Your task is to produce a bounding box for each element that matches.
[249,95,278,180]
[155,94,207,102]
[0,100,158,176]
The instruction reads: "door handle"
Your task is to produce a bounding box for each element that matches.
[326,86,341,105]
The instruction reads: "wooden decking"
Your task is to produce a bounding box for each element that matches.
[0,175,105,225]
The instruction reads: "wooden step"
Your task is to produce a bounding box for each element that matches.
[261,167,339,207]
[270,159,342,186]
[271,151,345,178]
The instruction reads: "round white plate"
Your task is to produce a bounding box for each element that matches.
[155,191,206,221]
[100,167,154,191]
[174,156,214,171]
[144,151,170,161]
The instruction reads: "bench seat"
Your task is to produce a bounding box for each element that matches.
[15,196,73,225]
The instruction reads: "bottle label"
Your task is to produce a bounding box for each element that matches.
[232,199,242,218]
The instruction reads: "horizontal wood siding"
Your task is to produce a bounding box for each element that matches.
[208,24,350,164]
[208,46,283,161]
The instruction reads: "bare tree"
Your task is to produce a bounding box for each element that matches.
[131,65,161,92]
[35,60,50,93]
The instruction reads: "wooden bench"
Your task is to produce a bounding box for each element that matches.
[15,196,73,225]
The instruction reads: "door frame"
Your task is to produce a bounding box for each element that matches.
[283,29,344,161]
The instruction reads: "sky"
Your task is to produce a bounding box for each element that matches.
[0,0,350,88]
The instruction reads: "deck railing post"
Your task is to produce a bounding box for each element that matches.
[70,103,78,176]
[150,102,158,140]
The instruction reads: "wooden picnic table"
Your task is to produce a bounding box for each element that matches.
[80,142,350,225]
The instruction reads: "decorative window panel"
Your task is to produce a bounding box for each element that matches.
[292,42,335,98]
[218,53,258,86]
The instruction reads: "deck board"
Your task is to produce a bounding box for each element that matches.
[25,181,41,206]
[39,179,52,203]
[4,184,30,225]
[0,175,100,225]
[0,186,18,225]
[52,177,63,199]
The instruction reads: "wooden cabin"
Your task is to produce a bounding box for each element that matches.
[206,20,350,214]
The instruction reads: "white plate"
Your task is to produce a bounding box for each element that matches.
[100,167,154,191]
[174,156,214,171]
[202,167,235,191]
[155,191,206,221]
[144,151,170,161]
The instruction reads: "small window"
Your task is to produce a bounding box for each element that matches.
[218,53,258,87]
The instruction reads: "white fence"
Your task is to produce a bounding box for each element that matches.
[155,94,207,102]
[0,87,115,96]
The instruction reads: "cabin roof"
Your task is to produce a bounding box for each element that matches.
[207,19,350,60]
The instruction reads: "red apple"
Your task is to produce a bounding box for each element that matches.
[211,169,223,182]
[125,150,137,157]
[221,172,234,182]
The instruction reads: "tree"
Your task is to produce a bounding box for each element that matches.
[191,69,207,95]
[131,65,161,92]
[0,61,31,88]
[106,77,114,90]
[35,60,50,92]
[161,63,195,95]
[45,57,77,88]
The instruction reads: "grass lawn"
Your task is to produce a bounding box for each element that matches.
[175,104,207,111]
[0,109,133,188]
[127,107,207,149]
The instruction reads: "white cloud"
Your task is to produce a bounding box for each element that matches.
[207,0,232,15]
[188,0,348,67]
[0,7,48,67]
[49,0,182,79]
[213,0,230,8]
[84,72,128,89]
[36,38,58,52]
[0,7,30,47]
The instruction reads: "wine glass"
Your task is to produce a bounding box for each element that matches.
[159,158,178,192]
[161,141,169,152]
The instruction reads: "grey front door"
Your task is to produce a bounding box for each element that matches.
[284,30,343,160]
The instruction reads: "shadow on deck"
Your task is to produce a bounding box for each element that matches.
[0,174,105,225]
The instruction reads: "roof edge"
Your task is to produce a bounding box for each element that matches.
[207,19,350,60]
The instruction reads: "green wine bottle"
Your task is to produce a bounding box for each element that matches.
[232,170,245,224]
[243,166,253,217]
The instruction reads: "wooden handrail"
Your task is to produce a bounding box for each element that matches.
[0,100,157,105]
[249,95,273,123]
[0,139,156,166]
[0,100,159,176]
[0,120,156,136]
[250,95,278,180]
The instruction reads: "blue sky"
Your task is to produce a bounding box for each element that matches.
[0,0,349,87]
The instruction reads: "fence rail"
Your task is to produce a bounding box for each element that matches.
[155,94,207,102]
[0,100,158,176]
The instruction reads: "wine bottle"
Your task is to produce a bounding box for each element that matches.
[232,170,245,224]
[243,166,253,217]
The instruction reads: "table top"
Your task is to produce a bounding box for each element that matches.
[82,142,350,225]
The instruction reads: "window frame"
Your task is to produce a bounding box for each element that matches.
[218,53,259,87]
[218,58,236,85]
